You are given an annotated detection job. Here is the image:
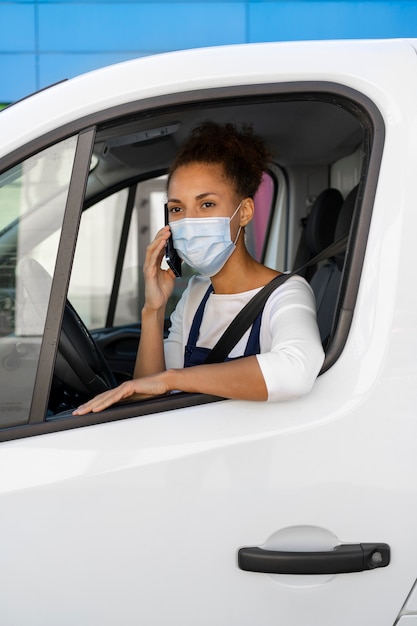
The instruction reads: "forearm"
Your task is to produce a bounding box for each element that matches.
[164,356,268,401]
[74,355,268,415]
[134,306,166,378]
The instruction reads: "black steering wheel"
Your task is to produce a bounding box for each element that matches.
[19,258,117,398]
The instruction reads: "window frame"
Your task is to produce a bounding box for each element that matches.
[28,128,96,424]
[0,82,385,441]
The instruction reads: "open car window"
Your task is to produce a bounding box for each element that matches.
[0,83,383,438]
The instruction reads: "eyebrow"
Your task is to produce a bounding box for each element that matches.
[167,192,220,203]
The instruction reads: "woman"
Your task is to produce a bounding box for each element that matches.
[73,122,324,415]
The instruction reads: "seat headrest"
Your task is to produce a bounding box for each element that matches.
[305,188,344,256]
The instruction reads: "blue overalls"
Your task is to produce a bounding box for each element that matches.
[184,285,263,367]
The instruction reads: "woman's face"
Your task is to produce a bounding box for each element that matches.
[167,162,241,224]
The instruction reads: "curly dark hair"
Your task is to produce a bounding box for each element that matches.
[168,121,272,198]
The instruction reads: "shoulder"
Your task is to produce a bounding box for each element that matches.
[264,274,317,314]
[271,273,315,299]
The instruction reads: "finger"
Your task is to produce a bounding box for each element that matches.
[72,382,132,415]
[166,267,177,280]
[72,394,115,415]
[152,226,171,251]
[144,231,170,273]
[155,225,170,239]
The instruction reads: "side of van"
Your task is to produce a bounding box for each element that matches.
[0,39,416,625]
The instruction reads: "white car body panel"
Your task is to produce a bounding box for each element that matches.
[1,39,417,624]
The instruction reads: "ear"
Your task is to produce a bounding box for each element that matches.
[239,198,254,227]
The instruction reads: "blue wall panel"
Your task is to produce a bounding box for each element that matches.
[1,0,417,102]
[0,55,37,102]
[38,3,245,52]
[0,4,36,51]
[249,1,417,41]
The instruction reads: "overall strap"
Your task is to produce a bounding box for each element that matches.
[186,285,213,346]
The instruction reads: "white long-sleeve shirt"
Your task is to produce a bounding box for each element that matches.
[164,274,325,401]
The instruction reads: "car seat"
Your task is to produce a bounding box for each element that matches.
[310,185,358,345]
[293,188,344,280]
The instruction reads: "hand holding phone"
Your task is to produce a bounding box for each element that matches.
[164,203,182,277]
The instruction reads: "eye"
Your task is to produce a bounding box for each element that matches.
[168,205,183,214]
[201,201,215,209]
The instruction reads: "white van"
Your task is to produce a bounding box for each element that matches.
[0,39,415,625]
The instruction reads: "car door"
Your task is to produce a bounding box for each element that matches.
[1,50,417,625]
[0,356,414,626]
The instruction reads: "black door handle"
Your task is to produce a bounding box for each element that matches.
[238,543,390,575]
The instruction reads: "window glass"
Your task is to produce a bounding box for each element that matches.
[69,189,128,328]
[0,136,78,426]
[114,182,166,326]
[113,205,139,326]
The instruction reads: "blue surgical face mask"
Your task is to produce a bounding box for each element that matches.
[169,202,242,277]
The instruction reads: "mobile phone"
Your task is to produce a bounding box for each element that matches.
[164,203,182,277]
